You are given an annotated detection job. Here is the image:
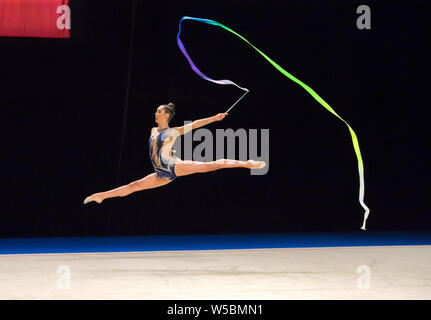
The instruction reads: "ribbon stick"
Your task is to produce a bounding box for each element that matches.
[225,90,249,113]
[176,16,370,230]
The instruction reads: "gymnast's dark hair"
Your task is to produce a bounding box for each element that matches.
[163,102,176,123]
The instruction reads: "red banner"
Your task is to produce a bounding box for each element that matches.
[0,0,70,38]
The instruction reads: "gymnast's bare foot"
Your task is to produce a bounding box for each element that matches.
[246,160,266,169]
[83,193,104,204]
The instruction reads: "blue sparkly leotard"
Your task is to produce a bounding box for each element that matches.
[148,127,179,180]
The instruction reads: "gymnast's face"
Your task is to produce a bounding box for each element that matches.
[155,106,169,124]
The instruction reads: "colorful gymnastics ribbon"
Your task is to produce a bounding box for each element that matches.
[177,16,370,230]
[177,16,249,113]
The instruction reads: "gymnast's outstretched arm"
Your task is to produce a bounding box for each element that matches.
[175,113,227,135]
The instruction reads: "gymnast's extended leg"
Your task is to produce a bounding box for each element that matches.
[174,159,265,177]
[83,173,171,204]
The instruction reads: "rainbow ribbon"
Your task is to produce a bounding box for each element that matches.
[177,16,370,230]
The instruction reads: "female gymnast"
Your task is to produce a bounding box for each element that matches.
[83,102,265,204]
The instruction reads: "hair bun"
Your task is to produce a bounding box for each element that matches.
[167,102,176,112]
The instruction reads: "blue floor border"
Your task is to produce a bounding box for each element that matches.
[0,231,430,255]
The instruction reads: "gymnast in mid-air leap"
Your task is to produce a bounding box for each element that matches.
[83,102,265,204]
